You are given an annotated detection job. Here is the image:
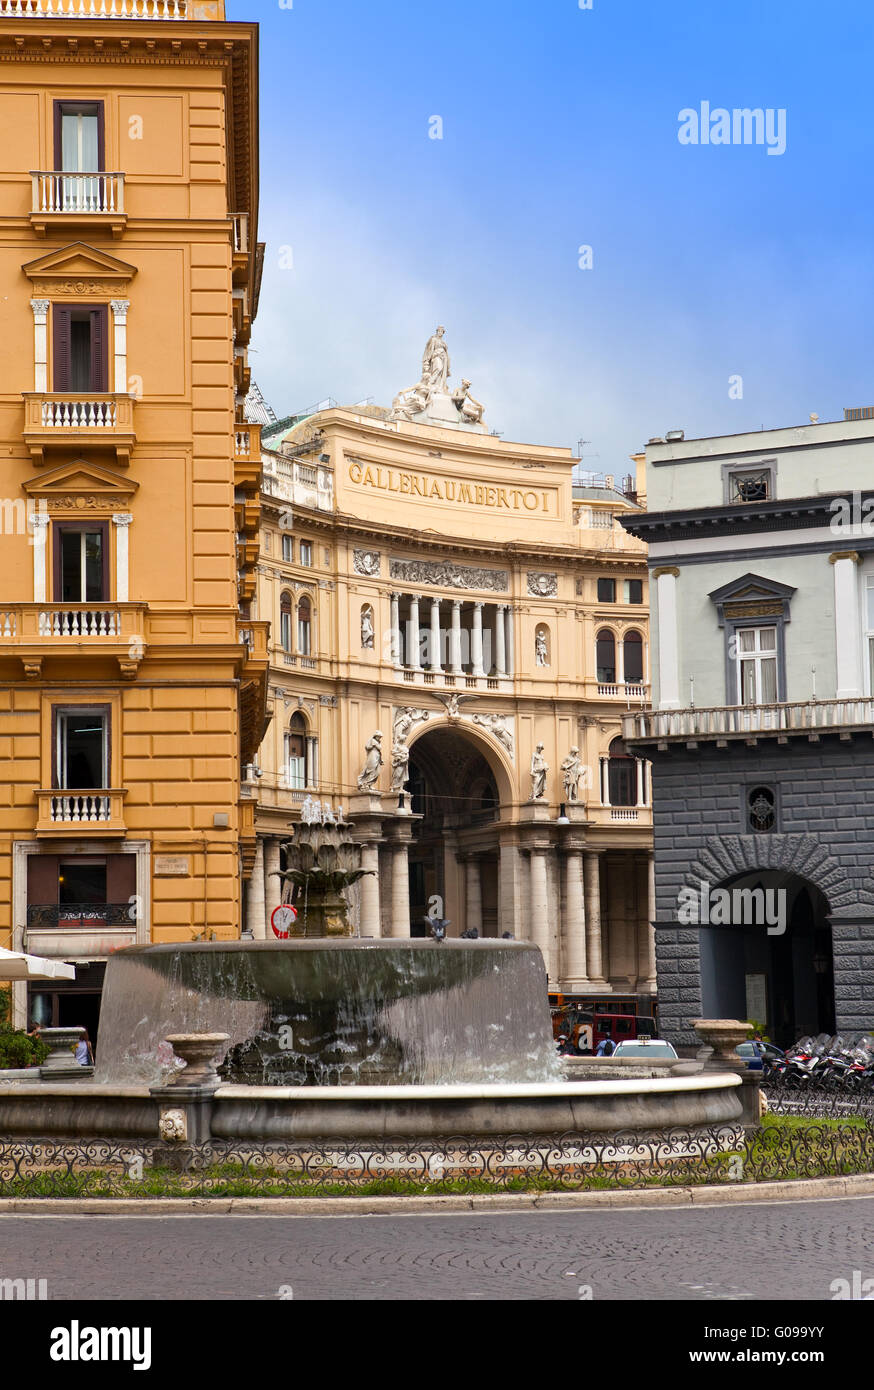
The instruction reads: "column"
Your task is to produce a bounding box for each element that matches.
[450,600,463,674]
[30,299,50,392]
[616,630,625,688]
[465,856,482,935]
[471,601,485,677]
[31,512,49,603]
[390,840,410,937]
[408,595,421,670]
[600,756,611,807]
[653,566,681,708]
[495,605,507,676]
[638,852,657,989]
[505,607,515,676]
[246,837,266,940]
[264,838,282,928]
[110,299,130,394]
[429,596,443,672]
[113,512,132,602]
[831,551,862,699]
[359,842,381,937]
[583,850,607,985]
[498,838,521,935]
[635,758,646,807]
[562,849,587,984]
[528,848,550,969]
[390,592,401,667]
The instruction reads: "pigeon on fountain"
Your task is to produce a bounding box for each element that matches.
[424,915,450,943]
[460,928,479,939]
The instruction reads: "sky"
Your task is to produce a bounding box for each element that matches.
[231,0,874,475]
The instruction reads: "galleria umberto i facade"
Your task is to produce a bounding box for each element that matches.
[243,333,656,1002]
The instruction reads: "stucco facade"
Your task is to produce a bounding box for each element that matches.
[245,397,656,1003]
[0,1,266,1034]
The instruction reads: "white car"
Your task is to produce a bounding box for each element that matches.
[611,1039,678,1059]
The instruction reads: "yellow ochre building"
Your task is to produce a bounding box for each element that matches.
[0,0,267,1035]
[245,330,656,1007]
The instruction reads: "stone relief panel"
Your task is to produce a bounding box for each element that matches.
[353,549,381,576]
[389,558,509,593]
[527,572,558,597]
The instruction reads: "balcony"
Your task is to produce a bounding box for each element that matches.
[596,681,649,701]
[0,603,146,679]
[623,697,874,749]
[22,392,136,466]
[232,213,249,283]
[30,171,126,238]
[34,788,127,838]
[25,903,137,959]
[1,0,187,16]
[234,423,262,492]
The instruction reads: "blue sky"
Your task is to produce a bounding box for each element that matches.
[232,0,874,473]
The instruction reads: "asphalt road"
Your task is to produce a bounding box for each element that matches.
[1,1197,873,1301]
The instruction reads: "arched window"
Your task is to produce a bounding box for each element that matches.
[284,711,318,790]
[623,629,644,685]
[607,736,636,807]
[596,628,616,683]
[280,591,292,652]
[297,595,312,655]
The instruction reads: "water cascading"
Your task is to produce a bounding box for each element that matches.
[94,939,562,1087]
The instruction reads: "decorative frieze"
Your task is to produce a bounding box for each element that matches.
[389,557,509,593]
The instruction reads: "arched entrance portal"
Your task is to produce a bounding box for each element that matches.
[698,871,835,1047]
[406,725,506,938]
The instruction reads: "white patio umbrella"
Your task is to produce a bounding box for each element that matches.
[0,947,75,982]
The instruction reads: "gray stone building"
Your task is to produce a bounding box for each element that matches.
[621,415,874,1049]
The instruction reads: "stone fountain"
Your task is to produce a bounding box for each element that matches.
[272,797,370,938]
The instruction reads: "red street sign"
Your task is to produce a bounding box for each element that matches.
[271,905,298,939]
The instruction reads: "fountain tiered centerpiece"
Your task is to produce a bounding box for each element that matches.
[274,797,370,938]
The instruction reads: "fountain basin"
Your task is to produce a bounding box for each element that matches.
[0,1073,743,1141]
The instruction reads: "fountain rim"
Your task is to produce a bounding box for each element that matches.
[110,939,536,956]
[0,1074,743,1101]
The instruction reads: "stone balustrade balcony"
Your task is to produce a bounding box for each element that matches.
[30,171,126,237]
[23,391,136,465]
[623,697,874,749]
[234,423,262,492]
[34,788,127,837]
[0,602,147,679]
[1,0,188,16]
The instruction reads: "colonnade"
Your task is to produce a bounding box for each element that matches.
[244,828,656,994]
[389,593,514,678]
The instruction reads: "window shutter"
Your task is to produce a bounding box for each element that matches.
[90,307,107,392]
[52,305,72,391]
[96,102,106,172]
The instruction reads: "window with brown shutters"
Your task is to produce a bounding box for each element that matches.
[52,304,108,392]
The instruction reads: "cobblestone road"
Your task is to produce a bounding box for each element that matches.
[2,1197,873,1300]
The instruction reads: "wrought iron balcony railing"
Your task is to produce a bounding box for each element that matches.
[623,696,874,745]
[26,903,136,929]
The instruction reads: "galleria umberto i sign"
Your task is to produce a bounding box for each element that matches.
[346,459,556,515]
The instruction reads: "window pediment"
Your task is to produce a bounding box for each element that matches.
[23,458,138,512]
[709,572,796,626]
[23,241,137,296]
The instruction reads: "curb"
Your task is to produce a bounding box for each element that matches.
[1,1173,873,1217]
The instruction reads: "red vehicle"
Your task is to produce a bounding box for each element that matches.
[549,993,657,1054]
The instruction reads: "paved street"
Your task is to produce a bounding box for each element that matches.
[2,1197,873,1301]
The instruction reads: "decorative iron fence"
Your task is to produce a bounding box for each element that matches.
[0,1121,871,1198]
[26,902,135,928]
[763,1080,874,1121]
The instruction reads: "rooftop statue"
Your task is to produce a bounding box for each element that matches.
[390,328,487,431]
